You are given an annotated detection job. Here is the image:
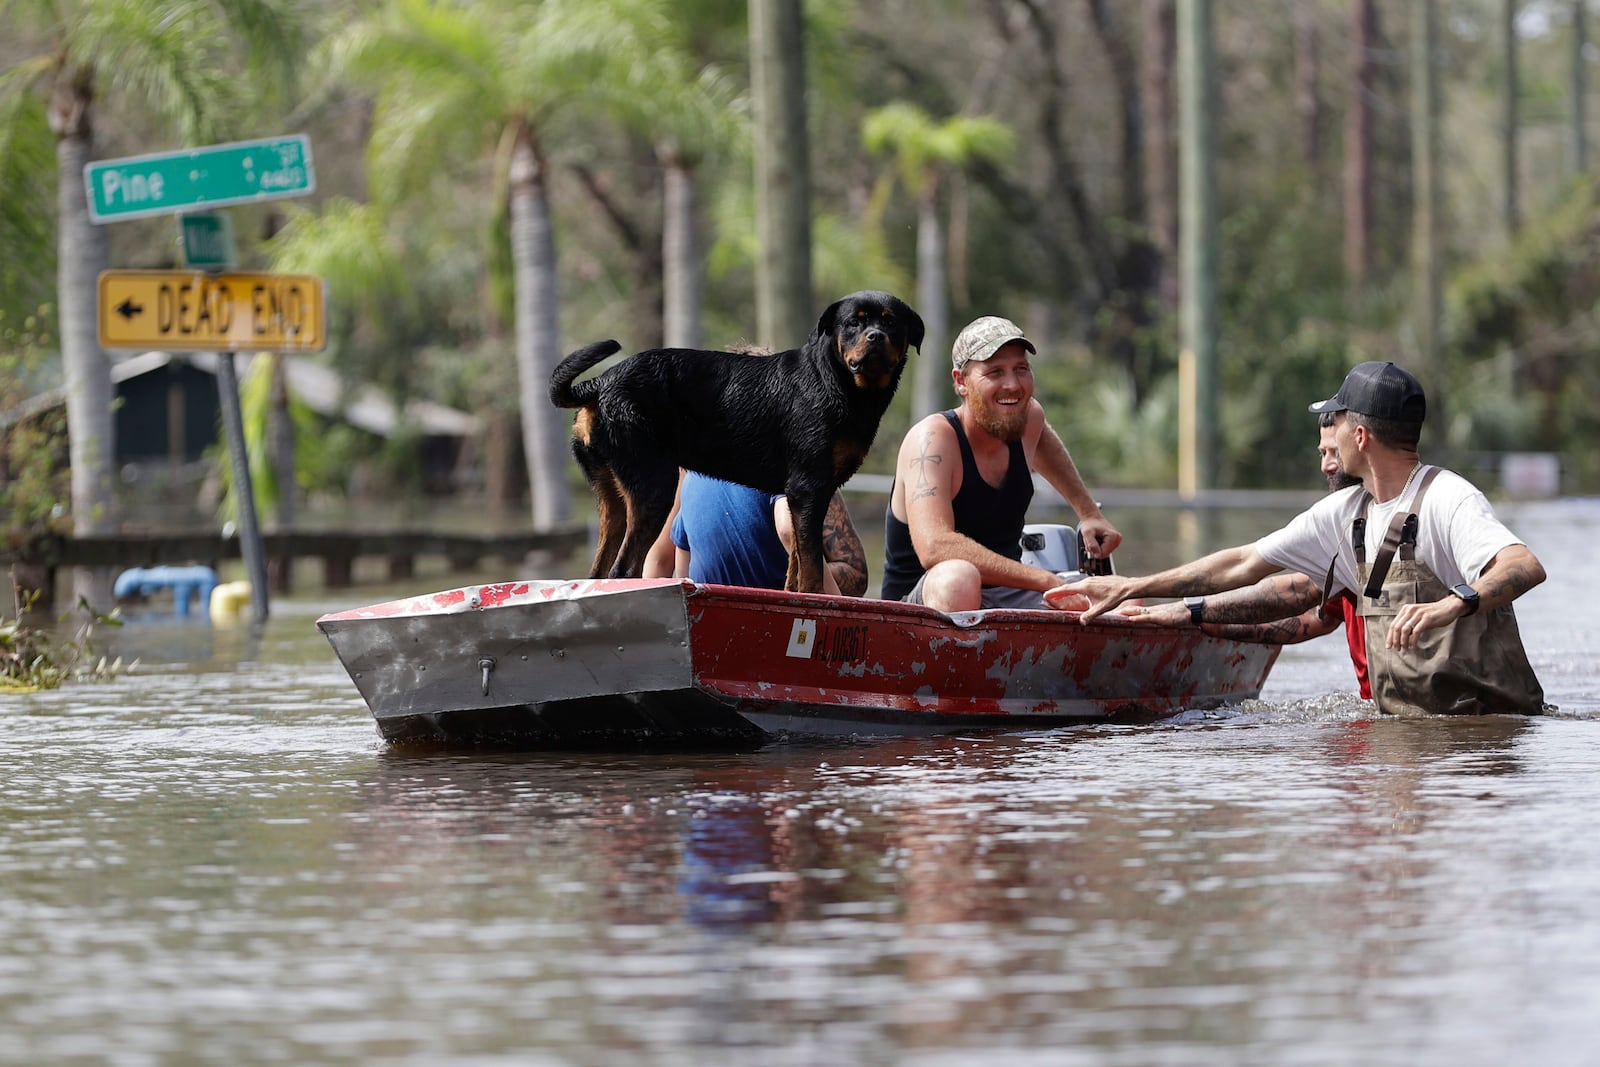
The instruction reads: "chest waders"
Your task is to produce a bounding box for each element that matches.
[1346,466,1545,716]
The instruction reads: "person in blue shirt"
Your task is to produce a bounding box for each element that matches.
[644,471,867,596]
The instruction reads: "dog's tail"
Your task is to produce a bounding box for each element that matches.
[549,340,622,408]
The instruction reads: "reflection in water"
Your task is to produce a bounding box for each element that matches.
[679,792,779,927]
[308,714,1560,1062]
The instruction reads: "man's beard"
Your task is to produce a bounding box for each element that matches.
[1326,470,1361,491]
[971,393,1029,442]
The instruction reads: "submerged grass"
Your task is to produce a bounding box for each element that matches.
[1,595,135,691]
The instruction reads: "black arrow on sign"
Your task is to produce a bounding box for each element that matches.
[115,297,144,320]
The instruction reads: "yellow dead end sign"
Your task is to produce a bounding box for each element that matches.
[98,269,326,352]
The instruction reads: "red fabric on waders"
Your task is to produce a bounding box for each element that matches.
[1351,466,1545,716]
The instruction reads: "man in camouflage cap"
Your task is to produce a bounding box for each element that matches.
[879,315,1121,610]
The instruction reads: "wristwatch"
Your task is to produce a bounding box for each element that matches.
[1450,583,1480,616]
[1184,596,1205,626]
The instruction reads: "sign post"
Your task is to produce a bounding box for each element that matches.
[84,135,314,222]
[96,268,327,624]
[87,135,318,626]
[214,352,272,624]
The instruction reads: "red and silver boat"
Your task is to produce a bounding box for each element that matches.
[317,577,1279,748]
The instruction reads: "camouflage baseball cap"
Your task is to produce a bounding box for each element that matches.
[952,315,1035,370]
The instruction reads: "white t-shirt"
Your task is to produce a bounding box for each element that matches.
[1255,466,1524,597]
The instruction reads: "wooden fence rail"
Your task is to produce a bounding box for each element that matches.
[4,525,590,610]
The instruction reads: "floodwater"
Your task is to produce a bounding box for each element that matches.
[3,498,1599,1066]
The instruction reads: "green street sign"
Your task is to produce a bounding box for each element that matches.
[180,212,237,269]
[85,135,315,223]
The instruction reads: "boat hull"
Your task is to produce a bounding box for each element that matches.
[316,579,1279,748]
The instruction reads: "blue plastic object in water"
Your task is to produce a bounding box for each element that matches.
[112,565,219,619]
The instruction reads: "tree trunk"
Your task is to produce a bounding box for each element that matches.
[1503,0,1521,236]
[1088,0,1146,224]
[50,72,114,610]
[572,155,663,349]
[661,152,702,350]
[912,189,949,421]
[508,123,572,531]
[1143,0,1179,309]
[749,0,814,347]
[1344,0,1376,292]
[1015,0,1118,305]
[484,408,519,520]
[1089,0,1162,397]
[1296,7,1323,173]
[268,353,295,529]
[1573,0,1589,174]
[1410,0,1442,392]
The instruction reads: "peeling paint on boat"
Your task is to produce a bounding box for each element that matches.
[317,579,1279,748]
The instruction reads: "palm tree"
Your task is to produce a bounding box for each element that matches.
[2,0,301,607]
[590,29,745,350]
[863,103,1014,419]
[329,0,677,533]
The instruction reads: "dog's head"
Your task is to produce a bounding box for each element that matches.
[811,291,924,391]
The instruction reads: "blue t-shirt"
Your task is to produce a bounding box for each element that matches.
[669,473,789,588]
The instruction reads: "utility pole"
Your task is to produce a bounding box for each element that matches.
[749,0,814,348]
[1178,0,1218,501]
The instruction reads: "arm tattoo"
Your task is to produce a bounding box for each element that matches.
[823,494,869,597]
[1205,612,1326,646]
[1478,546,1547,607]
[907,431,943,501]
[1202,576,1320,625]
[1481,561,1539,602]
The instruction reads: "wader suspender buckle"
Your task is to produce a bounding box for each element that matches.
[1321,512,1367,621]
[1361,466,1442,601]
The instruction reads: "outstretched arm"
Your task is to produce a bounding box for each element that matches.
[1200,573,1335,643]
[1117,572,1328,640]
[1072,544,1280,623]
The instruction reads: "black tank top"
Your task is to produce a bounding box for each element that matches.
[881,410,1033,600]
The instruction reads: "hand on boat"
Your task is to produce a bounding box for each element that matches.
[1070,576,1138,623]
[1113,601,1184,625]
[1042,574,1139,614]
[1043,582,1091,612]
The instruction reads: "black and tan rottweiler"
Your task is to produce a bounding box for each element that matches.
[549,290,924,593]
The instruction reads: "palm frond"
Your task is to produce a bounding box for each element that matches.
[0,87,56,323]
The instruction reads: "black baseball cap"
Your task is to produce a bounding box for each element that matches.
[1308,361,1426,423]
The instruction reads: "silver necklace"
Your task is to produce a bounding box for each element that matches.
[1373,460,1422,507]
[1399,460,1423,495]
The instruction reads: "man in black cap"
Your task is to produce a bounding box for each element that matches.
[1070,361,1548,715]
[1110,411,1373,699]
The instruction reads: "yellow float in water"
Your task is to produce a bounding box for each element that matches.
[209,580,253,624]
